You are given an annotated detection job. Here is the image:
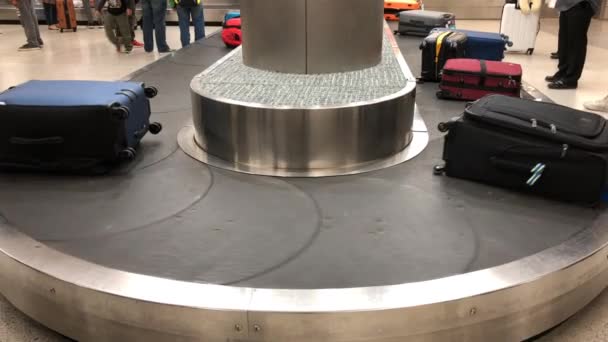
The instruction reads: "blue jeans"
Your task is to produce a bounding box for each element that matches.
[142,0,170,52]
[176,4,205,47]
[42,3,57,25]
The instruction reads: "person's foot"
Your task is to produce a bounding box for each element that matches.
[18,43,42,51]
[132,40,144,48]
[584,96,608,112]
[158,48,175,53]
[545,75,560,82]
[548,79,577,90]
[124,46,133,54]
[48,25,58,30]
[550,51,559,60]
[38,39,44,46]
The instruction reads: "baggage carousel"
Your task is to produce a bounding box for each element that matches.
[0,28,607,342]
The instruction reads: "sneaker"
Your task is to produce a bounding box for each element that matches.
[18,43,42,51]
[124,47,133,54]
[132,40,144,48]
[158,48,175,53]
[548,79,577,90]
[584,96,608,113]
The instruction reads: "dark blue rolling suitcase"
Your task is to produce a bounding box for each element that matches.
[431,28,512,61]
[0,80,162,173]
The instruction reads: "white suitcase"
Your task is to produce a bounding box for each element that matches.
[500,3,540,55]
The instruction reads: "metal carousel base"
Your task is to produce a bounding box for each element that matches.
[0,32,607,342]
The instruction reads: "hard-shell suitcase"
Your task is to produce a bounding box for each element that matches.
[432,28,512,61]
[384,0,421,21]
[222,17,242,48]
[420,31,467,82]
[438,58,522,100]
[397,10,456,37]
[56,0,77,33]
[500,3,540,55]
[435,95,608,205]
[0,80,163,173]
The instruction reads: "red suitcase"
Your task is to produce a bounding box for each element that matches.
[437,59,522,101]
[222,18,242,48]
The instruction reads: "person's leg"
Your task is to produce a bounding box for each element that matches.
[562,3,594,84]
[31,0,43,43]
[151,0,170,51]
[176,5,190,47]
[116,13,133,52]
[104,13,120,47]
[142,0,154,51]
[556,10,568,78]
[192,3,204,42]
[49,2,57,25]
[42,3,51,26]
[17,0,41,48]
[82,0,94,26]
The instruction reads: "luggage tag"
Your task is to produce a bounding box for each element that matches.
[526,163,545,186]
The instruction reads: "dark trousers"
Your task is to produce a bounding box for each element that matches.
[142,0,169,52]
[42,3,57,25]
[556,1,595,83]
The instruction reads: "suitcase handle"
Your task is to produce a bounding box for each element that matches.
[9,136,64,145]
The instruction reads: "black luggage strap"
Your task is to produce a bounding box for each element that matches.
[9,136,64,145]
[478,60,487,87]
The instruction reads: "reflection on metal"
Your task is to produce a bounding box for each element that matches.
[185,26,418,177]
[0,210,607,341]
[241,0,384,74]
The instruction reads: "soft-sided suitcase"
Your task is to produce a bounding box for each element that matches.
[500,3,540,55]
[396,10,456,37]
[435,95,608,205]
[432,28,511,61]
[224,11,240,22]
[0,80,162,173]
[56,0,77,33]
[384,0,421,21]
[420,31,467,82]
[222,17,242,48]
[437,58,522,100]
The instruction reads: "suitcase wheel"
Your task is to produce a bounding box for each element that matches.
[119,147,137,162]
[111,105,130,120]
[60,29,64,33]
[437,122,450,133]
[144,86,158,99]
[436,91,445,99]
[433,165,446,176]
[149,122,163,135]
[526,48,534,55]
[73,27,77,32]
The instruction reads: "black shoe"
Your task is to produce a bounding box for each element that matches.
[545,75,560,82]
[548,79,577,90]
[550,52,559,60]
[18,43,42,51]
[158,48,175,53]
[38,40,44,46]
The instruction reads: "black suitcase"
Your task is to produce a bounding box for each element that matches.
[0,80,163,174]
[396,10,456,37]
[420,31,467,82]
[435,95,608,205]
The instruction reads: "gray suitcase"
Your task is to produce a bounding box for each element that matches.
[396,10,456,37]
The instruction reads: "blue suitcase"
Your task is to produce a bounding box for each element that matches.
[0,80,162,173]
[431,28,512,61]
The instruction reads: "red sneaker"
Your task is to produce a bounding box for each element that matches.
[132,40,144,48]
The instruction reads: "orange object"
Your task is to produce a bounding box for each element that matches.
[384,0,421,21]
[56,0,77,32]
